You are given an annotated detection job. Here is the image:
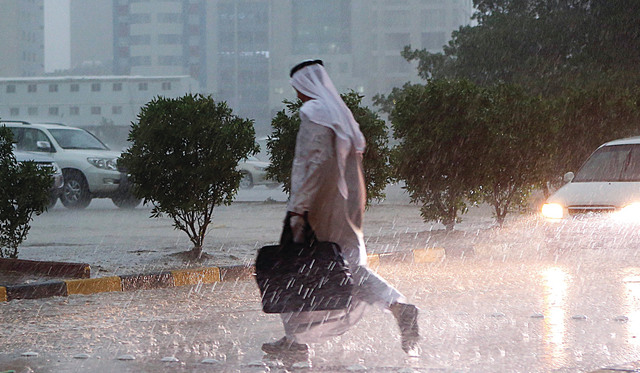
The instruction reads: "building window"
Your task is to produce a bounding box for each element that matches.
[158,56,181,66]
[91,83,101,92]
[10,108,19,116]
[28,84,37,93]
[49,84,58,92]
[70,106,79,116]
[421,31,446,50]
[6,85,16,93]
[138,82,148,91]
[129,13,151,24]
[91,106,102,115]
[131,56,151,66]
[158,13,180,23]
[383,10,411,27]
[49,107,59,116]
[70,83,79,92]
[112,106,123,115]
[28,107,38,115]
[113,83,122,91]
[385,33,411,50]
[158,34,181,45]
[161,82,172,90]
[292,0,351,54]
[130,34,151,45]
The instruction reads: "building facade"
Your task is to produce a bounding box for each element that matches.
[70,0,113,73]
[0,0,44,77]
[112,0,208,89]
[65,0,474,133]
[0,75,199,128]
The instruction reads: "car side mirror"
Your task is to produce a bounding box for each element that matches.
[36,141,53,152]
[563,172,575,183]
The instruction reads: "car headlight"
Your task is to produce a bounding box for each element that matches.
[87,157,118,171]
[542,203,564,219]
[615,203,640,221]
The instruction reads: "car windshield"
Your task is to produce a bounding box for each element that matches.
[48,128,109,150]
[574,144,640,182]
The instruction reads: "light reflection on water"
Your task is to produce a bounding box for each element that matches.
[623,274,640,347]
[542,266,570,367]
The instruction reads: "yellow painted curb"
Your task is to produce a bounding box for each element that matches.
[366,253,380,267]
[172,267,221,287]
[66,276,122,295]
[0,286,6,302]
[413,248,446,263]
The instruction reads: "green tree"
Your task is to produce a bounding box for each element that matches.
[478,84,557,225]
[397,0,640,203]
[403,0,640,93]
[551,85,640,177]
[0,127,52,258]
[120,94,258,259]
[385,80,488,230]
[266,91,393,205]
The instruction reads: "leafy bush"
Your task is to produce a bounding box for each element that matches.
[0,127,52,258]
[477,84,557,225]
[385,80,488,230]
[120,94,258,259]
[266,91,392,205]
[381,79,560,229]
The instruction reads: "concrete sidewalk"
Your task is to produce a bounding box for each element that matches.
[0,248,445,302]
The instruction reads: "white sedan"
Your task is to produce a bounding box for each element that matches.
[542,136,640,220]
[237,156,280,190]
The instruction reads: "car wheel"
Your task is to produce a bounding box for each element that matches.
[112,194,142,209]
[60,171,91,209]
[239,172,253,189]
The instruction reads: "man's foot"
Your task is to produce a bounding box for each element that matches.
[261,336,309,355]
[390,302,420,355]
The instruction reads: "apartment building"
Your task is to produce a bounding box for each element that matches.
[66,0,473,132]
[0,0,45,77]
[0,75,199,128]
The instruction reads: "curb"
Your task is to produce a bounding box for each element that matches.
[0,258,90,279]
[0,248,445,303]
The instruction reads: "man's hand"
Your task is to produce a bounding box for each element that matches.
[289,214,305,243]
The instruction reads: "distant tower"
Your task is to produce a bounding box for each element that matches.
[70,0,113,73]
[113,0,207,89]
[0,0,44,77]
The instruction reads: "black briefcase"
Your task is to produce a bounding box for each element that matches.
[255,212,354,313]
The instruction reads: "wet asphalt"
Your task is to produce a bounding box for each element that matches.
[3,186,640,372]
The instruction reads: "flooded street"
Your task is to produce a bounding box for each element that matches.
[3,186,640,372]
[3,253,640,372]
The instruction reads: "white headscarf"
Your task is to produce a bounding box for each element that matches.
[290,62,366,199]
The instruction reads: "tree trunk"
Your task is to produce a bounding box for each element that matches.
[188,245,203,260]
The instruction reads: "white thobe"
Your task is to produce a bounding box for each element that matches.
[282,112,406,343]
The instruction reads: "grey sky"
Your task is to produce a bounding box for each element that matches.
[44,0,70,72]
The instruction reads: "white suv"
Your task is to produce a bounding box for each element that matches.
[1,121,141,209]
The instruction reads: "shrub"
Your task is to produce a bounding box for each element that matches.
[120,94,258,259]
[0,127,52,258]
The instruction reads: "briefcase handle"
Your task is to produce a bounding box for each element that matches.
[280,211,316,247]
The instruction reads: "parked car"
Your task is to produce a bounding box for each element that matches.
[13,148,64,208]
[237,156,279,189]
[1,121,141,209]
[542,136,640,219]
